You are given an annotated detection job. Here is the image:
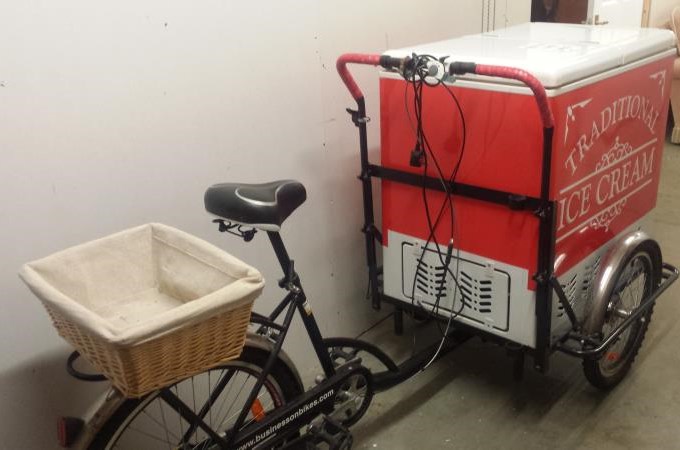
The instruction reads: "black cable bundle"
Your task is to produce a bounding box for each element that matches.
[400,54,469,366]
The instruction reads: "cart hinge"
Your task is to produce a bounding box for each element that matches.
[362,223,383,245]
[533,202,553,219]
[346,108,370,126]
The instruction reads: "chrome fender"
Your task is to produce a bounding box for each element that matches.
[582,230,662,335]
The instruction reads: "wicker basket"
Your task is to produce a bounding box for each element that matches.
[20,223,263,397]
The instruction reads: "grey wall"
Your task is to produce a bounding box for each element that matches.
[0,1,529,448]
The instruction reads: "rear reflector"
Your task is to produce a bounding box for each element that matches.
[58,417,84,447]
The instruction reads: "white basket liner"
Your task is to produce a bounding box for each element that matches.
[19,223,263,346]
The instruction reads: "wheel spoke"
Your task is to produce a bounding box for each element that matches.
[157,399,174,450]
[96,357,294,450]
[126,425,175,446]
[593,251,654,382]
[215,371,251,431]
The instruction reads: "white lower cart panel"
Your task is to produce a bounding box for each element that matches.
[383,231,536,348]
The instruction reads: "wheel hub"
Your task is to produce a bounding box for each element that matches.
[332,372,371,426]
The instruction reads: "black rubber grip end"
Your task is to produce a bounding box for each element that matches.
[449,61,477,75]
[379,55,404,70]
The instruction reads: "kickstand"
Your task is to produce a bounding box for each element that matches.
[507,345,525,382]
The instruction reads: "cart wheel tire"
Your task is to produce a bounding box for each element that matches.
[582,241,661,390]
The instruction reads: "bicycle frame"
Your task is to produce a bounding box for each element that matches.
[65,222,471,450]
[154,229,346,449]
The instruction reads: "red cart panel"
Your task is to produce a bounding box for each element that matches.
[379,23,675,347]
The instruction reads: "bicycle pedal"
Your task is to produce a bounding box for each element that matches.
[308,414,353,450]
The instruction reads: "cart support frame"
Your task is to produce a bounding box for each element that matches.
[338,53,676,374]
[346,93,558,371]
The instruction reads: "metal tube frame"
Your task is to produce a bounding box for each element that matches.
[556,263,679,358]
[348,91,559,371]
[347,77,678,372]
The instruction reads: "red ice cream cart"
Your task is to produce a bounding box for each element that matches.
[338,22,679,386]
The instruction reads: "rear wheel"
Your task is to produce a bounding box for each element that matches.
[583,245,660,389]
[88,346,304,450]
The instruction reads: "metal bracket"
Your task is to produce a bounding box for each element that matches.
[361,223,383,245]
[277,260,301,293]
[533,203,552,219]
[345,108,370,126]
[533,271,549,285]
[212,219,257,242]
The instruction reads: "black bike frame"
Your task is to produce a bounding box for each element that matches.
[133,229,344,449]
[149,225,472,449]
[219,231,339,447]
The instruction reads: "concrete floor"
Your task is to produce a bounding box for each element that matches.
[350,140,680,450]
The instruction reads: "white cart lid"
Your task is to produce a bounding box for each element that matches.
[383,23,676,88]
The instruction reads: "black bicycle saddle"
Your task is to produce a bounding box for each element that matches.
[204,180,306,231]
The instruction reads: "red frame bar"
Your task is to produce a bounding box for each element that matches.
[336,53,382,100]
[474,64,555,129]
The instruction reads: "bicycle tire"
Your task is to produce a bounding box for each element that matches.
[583,242,660,390]
[88,345,304,450]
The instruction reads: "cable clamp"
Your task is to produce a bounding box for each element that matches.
[346,108,370,126]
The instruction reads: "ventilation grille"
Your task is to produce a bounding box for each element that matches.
[460,271,493,314]
[581,256,601,299]
[401,242,511,331]
[555,255,602,321]
[556,274,578,318]
[414,261,448,299]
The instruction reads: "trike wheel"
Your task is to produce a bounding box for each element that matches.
[582,245,659,390]
[88,346,304,450]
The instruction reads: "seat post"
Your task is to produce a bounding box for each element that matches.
[266,231,337,377]
[267,231,295,283]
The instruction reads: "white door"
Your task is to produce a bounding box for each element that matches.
[587,0,645,26]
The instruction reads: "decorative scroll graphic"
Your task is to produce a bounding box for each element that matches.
[595,137,633,170]
[564,98,593,144]
[590,137,632,231]
[589,198,627,231]
[649,70,667,97]
[556,135,656,244]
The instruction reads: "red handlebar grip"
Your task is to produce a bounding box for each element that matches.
[336,53,382,101]
[474,64,555,129]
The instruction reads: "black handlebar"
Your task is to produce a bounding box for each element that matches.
[379,55,410,71]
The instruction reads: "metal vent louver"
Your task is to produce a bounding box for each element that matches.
[414,261,448,299]
[401,242,511,331]
[581,256,601,298]
[460,271,493,314]
[557,273,578,318]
